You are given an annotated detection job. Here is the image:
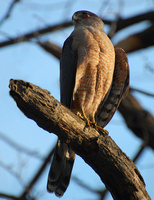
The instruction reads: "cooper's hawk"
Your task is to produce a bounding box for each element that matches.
[47,10,129,197]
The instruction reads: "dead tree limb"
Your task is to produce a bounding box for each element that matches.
[9,79,151,200]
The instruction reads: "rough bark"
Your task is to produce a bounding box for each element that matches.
[9,79,151,200]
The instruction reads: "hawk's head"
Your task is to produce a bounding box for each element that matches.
[72,10,104,30]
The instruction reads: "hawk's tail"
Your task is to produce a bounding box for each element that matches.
[47,140,76,197]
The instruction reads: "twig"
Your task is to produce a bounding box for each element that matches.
[72,176,100,193]
[130,87,154,97]
[0,192,18,200]
[0,161,25,187]
[132,142,146,163]
[72,176,108,199]
[0,132,44,160]
[0,0,20,26]
[19,147,55,199]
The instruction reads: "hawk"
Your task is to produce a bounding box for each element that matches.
[47,10,129,197]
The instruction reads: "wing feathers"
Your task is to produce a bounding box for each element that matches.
[47,36,77,196]
[96,48,129,128]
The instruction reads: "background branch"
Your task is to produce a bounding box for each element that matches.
[0,132,43,159]
[1,11,154,51]
[18,147,55,200]
[0,193,18,200]
[119,93,154,150]
[130,87,154,97]
[0,0,20,26]
[0,21,72,48]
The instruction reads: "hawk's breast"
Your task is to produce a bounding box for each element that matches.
[71,27,115,120]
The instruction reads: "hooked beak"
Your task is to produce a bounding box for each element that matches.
[72,13,79,23]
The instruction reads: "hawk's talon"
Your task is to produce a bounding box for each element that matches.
[95,125,109,135]
[90,122,96,128]
[77,111,108,135]
[77,112,84,120]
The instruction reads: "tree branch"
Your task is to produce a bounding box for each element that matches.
[130,87,154,97]
[115,24,154,53]
[107,11,154,34]
[0,132,43,159]
[1,11,154,50]
[0,21,72,48]
[118,92,154,150]
[19,147,55,200]
[0,0,20,26]
[37,40,62,60]
[0,192,18,200]
[9,79,151,200]
[72,176,108,200]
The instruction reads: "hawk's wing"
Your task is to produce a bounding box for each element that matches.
[60,36,78,107]
[96,48,129,128]
[47,36,77,196]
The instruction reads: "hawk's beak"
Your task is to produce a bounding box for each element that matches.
[72,14,79,23]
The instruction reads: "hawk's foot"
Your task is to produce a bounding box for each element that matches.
[77,112,85,120]
[77,111,93,129]
[95,125,109,135]
[77,111,108,135]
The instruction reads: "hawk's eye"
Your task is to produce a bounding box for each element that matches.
[83,13,90,18]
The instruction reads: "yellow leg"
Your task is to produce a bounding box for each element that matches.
[77,112,84,120]
[81,110,91,127]
[77,111,91,127]
[95,125,109,135]
[91,116,108,135]
[77,111,108,135]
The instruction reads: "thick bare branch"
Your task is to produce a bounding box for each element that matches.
[115,25,154,53]
[9,79,151,200]
[106,11,154,34]
[118,92,154,150]
[0,21,72,48]
[37,40,62,59]
[1,11,154,50]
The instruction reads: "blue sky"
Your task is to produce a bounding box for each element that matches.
[0,0,154,199]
